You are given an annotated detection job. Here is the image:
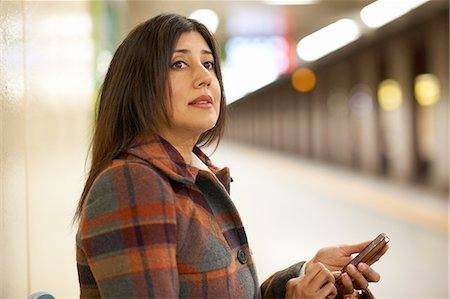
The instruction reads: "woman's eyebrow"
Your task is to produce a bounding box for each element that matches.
[173,49,213,56]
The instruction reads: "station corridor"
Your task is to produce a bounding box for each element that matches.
[1,1,448,298]
[207,140,449,299]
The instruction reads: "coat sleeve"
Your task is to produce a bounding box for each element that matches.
[78,162,179,298]
[260,261,305,298]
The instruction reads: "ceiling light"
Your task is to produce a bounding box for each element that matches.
[264,0,320,5]
[189,9,219,33]
[296,19,360,62]
[360,0,430,28]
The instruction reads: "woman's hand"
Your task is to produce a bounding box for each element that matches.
[336,262,380,294]
[285,262,338,299]
[304,241,388,294]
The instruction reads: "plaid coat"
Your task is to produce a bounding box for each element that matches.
[76,134,303,298]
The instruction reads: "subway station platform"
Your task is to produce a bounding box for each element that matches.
[208,140,449,299]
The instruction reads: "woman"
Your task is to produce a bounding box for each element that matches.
[75,13,387,298]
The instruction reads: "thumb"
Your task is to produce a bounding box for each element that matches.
[332,271,342,280]
[341,241,371,255]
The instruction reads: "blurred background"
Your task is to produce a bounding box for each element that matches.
[1,0,448,298]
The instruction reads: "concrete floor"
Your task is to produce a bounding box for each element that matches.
[208,140,449,299]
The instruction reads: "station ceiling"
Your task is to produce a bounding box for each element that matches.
[127,0,374,49]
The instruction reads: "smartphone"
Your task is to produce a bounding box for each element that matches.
[343,233,389,270]
[335,233,389,285]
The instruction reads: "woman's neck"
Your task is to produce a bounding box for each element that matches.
[157,130,199,165]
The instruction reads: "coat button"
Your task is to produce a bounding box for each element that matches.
[237,249,248,264]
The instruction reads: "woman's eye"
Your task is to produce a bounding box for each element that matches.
[171,61,187,69]
[203,61,215,70]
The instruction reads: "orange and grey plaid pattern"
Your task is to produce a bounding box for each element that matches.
[76,134,303,298]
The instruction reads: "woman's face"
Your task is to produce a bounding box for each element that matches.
[164,31,221,140]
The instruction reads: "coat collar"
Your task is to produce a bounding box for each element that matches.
[124,134,231,192]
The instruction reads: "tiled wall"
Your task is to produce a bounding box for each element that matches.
[1,2,94,297]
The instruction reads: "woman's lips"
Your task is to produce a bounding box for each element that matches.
[189,95,213,108]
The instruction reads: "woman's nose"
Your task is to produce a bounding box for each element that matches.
[193,64,212,88]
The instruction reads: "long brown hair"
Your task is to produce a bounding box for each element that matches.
[75,13,227,220]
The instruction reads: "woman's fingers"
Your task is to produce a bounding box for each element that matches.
[343,262,381,292]
[345,264,369,290]
[310,263,336,290]
[357,263,381,283]
[338,272,354,294]
[341,241,371,256]
[285,263,337,298]
[318,281,338,298]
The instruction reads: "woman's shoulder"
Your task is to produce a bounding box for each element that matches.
[101,158,165,181]
[89,159,171,199]
[83,159,176,216]
[80,159,178,238]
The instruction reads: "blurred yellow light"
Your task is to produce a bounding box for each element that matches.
[378,79,402,111]
[291,67,316,93]
[415,74,440,106]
